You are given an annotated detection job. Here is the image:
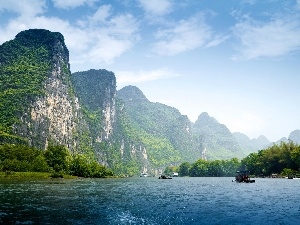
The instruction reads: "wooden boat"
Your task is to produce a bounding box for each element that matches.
[234,170,255,183]
[158,175,172,179]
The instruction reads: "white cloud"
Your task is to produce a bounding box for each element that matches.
[86,4,111,24]
[138,0,172,16]
[0,3,139,70]
[0,0,46,16]
[232,15,300,60]
[152,13,227,55]
[240,0,257,5]
[51,0,97,9]
[115,68,180,86]
[297,0,300,10]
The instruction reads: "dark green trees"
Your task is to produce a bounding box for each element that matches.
[69,154,113,178]
[241,141,300,176]
[177,158,240,177]
[0,144,49,172]
[44,145,70,172]
[0,144,113,178]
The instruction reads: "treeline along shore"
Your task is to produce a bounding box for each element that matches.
[164,141,300,178]
[1,141,300,179]
[0,144,113,179]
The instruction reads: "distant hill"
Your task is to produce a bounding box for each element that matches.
[117,85,200,164]
[289,129,300,144]
[192,112,247,160]
[233,132,271,152]
[234,130,300,151]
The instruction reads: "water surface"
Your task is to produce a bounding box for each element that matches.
[0,177,299,224]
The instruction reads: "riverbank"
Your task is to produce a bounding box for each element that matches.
[0,171,77,179]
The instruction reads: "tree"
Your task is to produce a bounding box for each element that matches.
[241,152,261,176]
[291,145,300,171]
[163,165,178,175]
[69,154,90,177]
[44,145,70,172]
[179,162,191,176]
[189,159,208,177]
[207,160,224,177]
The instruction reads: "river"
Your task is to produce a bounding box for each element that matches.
[0,177,299,224]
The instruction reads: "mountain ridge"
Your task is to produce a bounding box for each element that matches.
[1,29,299,176]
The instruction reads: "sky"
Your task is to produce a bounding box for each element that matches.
[0,0,299,142]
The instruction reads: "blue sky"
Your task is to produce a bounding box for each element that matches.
[0,0,299,142]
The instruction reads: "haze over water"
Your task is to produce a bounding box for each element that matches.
[1,177,299,224]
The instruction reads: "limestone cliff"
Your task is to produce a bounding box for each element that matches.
[71,69,116,142]
[0,29,203,176]
[5,29,87,153]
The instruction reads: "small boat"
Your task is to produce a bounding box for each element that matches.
[233,170,255,183]
[140,173,150,177]
[158,175,172,179]
[172,172,179,177]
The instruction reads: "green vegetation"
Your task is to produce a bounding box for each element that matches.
[241,141,300,177]
[172,141,300,177]
[0,171,54,179]
[71,69,116,111]
[0,29,69,146]
[117,85,198,170]
[0,144,113,178]
[171,158,240,177]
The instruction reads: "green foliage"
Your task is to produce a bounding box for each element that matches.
[0,41,51,134]
[189,159,209,177]
[179,157,240,177]
[116,85,196,172]
[44,145,70,172]
[0,29,71,147]
[0,144,49,172]
[71,69,116,111]
[179,162,191,176]
[0,130,28,145]
[241,141,300,176]
[164,166,178,175]
[0,144,113,178]
[281,168,296,177]
[0,171,53,179]
[70,154,113,178]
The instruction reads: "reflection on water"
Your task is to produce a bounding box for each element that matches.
[0,177,300,224]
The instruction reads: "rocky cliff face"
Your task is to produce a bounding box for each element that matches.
[10,29,86,153]
[71,69,116,142]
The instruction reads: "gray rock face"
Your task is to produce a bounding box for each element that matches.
[13,31,85,153]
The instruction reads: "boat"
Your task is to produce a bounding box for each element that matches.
[233,170,255,183]
[158,175,172,179]
[172,172,179,177]
[140,173,150,177]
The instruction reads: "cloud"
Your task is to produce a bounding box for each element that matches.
[240,0,257,5]
[297,0,300,10]
[115,68,180,86]
[51,0,97,9]
[152,13,227,55]
[0,0,46,16]
[232,14,300,60]
[138,0,172,16]
[0,3,139,70]
[72,5,140,65]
